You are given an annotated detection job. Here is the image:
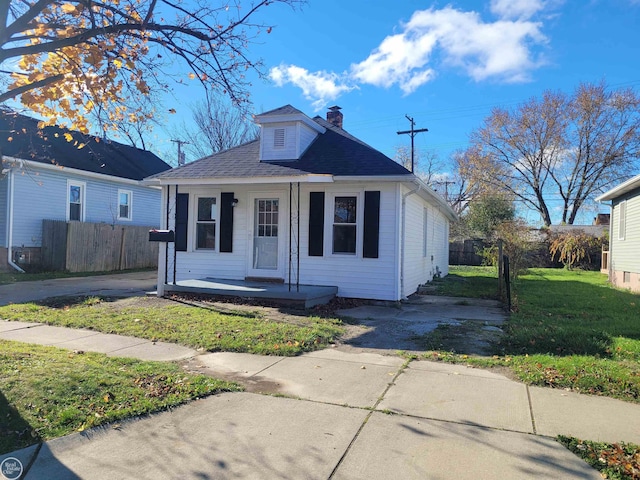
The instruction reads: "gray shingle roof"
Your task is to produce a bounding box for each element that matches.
[1,109,171,180]
[257,104,305,117]
[148,107,411,181]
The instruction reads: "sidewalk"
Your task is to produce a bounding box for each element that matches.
[2,319,639,479]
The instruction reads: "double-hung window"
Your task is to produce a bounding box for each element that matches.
[333,196,357,254]
[196,197,217,250]
[618,200,626,240]
[118,190,132,220]
[68,181,85,221]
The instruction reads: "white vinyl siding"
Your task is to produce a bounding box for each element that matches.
[401,187,450,298]
[161,181,451,301]
[260,122,319,161]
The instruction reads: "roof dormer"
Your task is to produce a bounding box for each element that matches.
[255,105,325,162]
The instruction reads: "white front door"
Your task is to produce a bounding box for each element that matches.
[247,193,285,278]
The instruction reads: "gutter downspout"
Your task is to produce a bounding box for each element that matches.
[6,166,25,273]
[400,180,421,299]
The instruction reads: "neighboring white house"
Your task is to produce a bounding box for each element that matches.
[145,105,457,301]
[596,174,640,293]
[0,109,171,271]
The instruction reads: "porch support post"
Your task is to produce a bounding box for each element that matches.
[173,184,178,285]
[164,185,170,286]
[297,182,300,292]
[289,182,292,292]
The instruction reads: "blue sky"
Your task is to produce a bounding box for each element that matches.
[156,0,640,224]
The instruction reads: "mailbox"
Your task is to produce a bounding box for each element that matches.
[149,229,175,242]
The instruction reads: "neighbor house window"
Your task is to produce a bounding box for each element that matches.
[333,196,357,254]
[274,128,285,148]
[67,181,85,221]
[196,197,216,250]
[118,190,132,220]
[618,200,626,240]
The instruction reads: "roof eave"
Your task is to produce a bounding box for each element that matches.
[142,174,335,186]
[596,173,640,202]
[2,156,154,186]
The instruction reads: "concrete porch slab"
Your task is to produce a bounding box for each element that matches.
[164,278,337,308]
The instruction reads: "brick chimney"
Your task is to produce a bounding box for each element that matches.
[326,106,343,129]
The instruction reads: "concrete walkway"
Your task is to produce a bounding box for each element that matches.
[0,273,638,479]
[2,320,640,479]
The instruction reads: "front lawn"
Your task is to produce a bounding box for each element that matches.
[426,267,640,404]
[0,296,345,356]
[0,340,240,455]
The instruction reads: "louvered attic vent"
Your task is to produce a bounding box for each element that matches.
[274,128,285,148]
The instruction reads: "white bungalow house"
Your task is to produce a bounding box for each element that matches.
[145,105,456,303]
[596,174,640,292]
[0,109,171,272]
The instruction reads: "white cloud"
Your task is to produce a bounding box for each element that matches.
[490,0,547,20]
[269,64,355,110]
[271,4,552,108]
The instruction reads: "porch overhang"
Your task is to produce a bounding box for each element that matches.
[143,174,334,187]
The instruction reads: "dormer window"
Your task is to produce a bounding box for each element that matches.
[274,128,285,148]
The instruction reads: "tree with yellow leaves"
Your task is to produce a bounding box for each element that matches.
[0,0,301,134]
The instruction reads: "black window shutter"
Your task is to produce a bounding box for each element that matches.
[220,192,234,253]
[363,191,380,258]
[308,192,325,256]
[175,193,189,252]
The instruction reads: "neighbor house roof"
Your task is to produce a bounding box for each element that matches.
[0,109,171,181]
[596,173,640,202]
[147,109,411,182]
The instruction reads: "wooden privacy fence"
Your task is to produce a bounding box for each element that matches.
[41,220,159,272]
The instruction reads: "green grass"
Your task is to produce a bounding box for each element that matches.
[0,339,240,455]
[0,296,345,356]
[426,266,640,403]
[431,266,501,299]
[558,436,640,480]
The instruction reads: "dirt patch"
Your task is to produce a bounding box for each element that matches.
[180,357,285,395]
[418,321,504,356]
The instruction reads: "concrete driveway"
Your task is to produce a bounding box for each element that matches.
[0,270,157,306]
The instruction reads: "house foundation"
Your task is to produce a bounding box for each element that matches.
[610,269,640,294]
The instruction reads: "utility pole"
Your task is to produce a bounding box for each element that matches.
[436,180,455,201]
[397,115,428,173]
[171,139,189,167]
